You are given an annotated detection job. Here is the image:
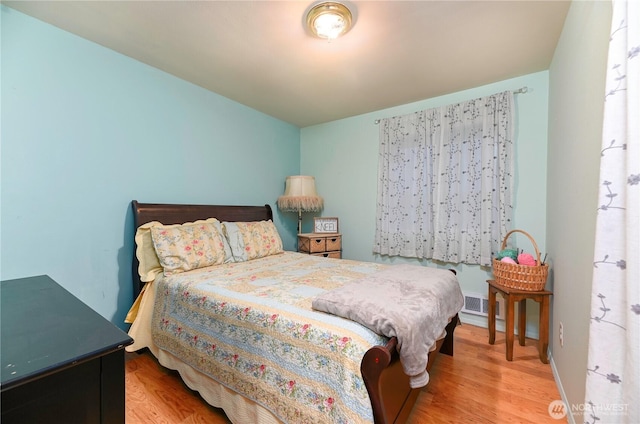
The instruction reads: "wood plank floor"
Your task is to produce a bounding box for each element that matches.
[125,323,564,423]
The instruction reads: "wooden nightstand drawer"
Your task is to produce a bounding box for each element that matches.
[298,233,342,257]
[312,251,342,259]
[326,235,341,251]
[298,235,327,253]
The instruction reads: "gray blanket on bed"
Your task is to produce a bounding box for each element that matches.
[311,264,464,388]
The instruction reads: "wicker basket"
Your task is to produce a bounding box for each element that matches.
[492,229,548,291]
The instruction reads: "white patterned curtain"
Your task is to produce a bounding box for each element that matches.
[584,1,639,423]
[374,92,514,266]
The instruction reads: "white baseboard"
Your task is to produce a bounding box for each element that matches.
[549,353,575,424]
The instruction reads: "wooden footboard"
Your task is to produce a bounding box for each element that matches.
[361,314,459,424]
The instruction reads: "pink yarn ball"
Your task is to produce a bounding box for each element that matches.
[501,257,517,264]
[517,253,536,266]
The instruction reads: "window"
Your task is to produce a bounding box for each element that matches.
[374,91,514,266]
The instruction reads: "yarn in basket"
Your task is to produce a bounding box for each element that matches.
[517,253,537,266]
[496,249,518,261]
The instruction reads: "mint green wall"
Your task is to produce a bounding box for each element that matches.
[0,6,300,329]
[547,2,611,422]
[1,4,616,413]
[301,72,549,336]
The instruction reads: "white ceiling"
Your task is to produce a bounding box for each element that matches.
[3,1,571,128]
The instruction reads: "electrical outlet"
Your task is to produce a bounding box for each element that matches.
[559,322,564,347]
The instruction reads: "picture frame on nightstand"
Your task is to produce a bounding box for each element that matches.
[313,217,339,233]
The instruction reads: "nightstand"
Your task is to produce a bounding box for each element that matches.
[298,233,342,258]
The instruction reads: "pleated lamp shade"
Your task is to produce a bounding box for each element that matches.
[277,176,323,212]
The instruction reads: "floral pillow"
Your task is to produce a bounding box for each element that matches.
[150,221,227,275]
[135,218,235,282]
[223,220,283,262]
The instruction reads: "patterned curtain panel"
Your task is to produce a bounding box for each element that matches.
[374,91,514,266]
[585,1,639,422]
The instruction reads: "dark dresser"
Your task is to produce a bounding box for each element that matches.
[1,275,133,424]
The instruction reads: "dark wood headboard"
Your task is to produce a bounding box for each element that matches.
[131,200,273,298]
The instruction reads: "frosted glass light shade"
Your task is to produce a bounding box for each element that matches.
[306,2,353,40]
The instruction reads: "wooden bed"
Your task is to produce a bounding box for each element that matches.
[129,200,460,424]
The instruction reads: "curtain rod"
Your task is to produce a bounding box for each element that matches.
[373,86,529,124]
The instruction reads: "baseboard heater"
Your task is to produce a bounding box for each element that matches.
[462,292,506,320]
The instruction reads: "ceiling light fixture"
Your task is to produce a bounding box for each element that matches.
[306,2,353,41]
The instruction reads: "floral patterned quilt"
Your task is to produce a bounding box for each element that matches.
[151,251,389,424]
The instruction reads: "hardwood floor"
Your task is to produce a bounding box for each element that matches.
[125,323,564,423]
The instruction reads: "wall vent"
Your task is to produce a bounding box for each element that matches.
[462,292,505,320]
